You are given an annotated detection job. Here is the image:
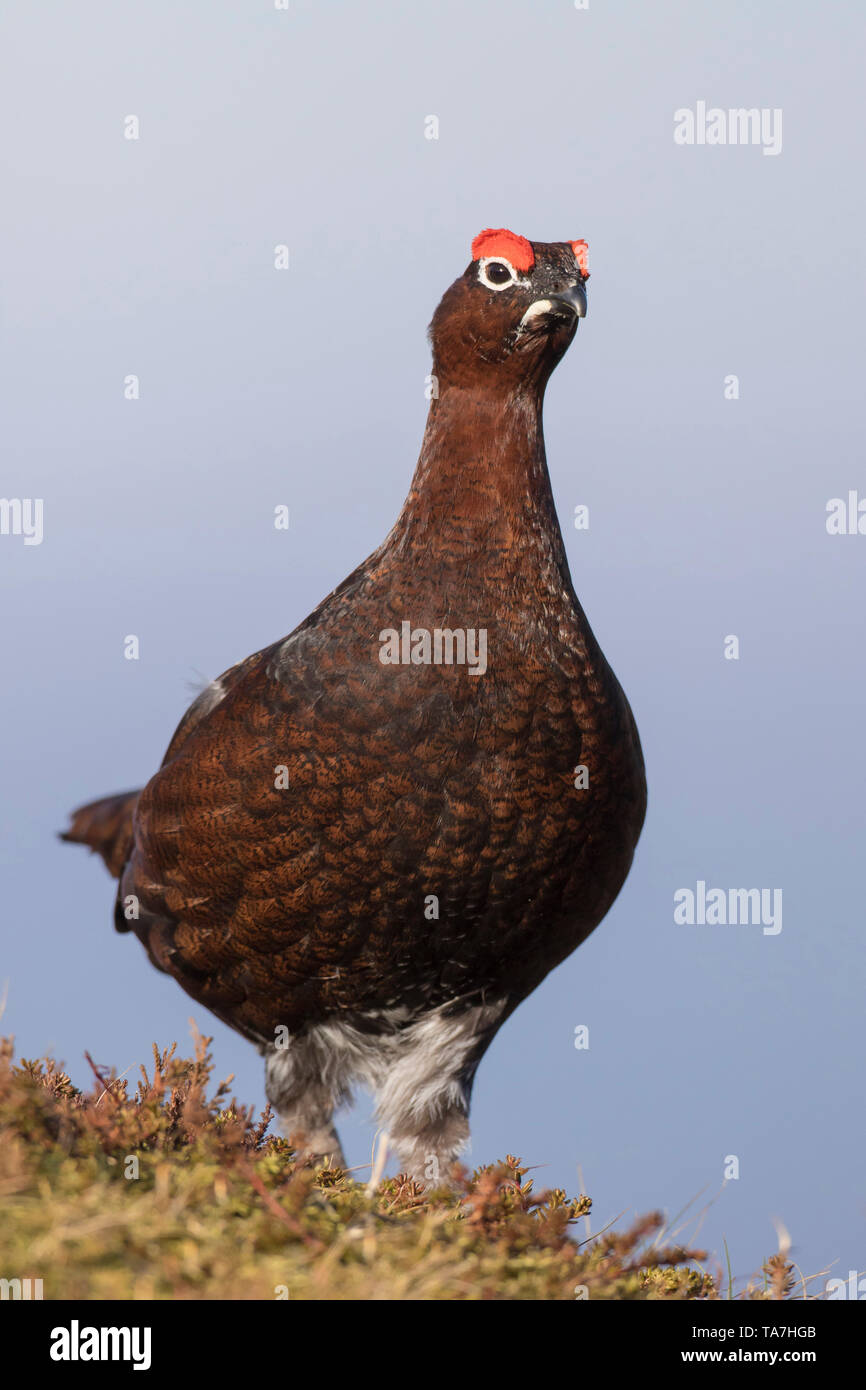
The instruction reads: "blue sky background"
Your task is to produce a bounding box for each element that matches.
[2,0,864,1294]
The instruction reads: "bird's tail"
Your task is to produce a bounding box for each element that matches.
[60,789,141,879]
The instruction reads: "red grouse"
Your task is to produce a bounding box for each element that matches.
[64,229,646,1180]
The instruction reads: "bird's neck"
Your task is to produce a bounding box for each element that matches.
[388,383,572,595]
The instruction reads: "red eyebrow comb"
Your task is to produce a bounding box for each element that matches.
[571,240,589,277]
[471,230,589,279]
[471,228,535,272]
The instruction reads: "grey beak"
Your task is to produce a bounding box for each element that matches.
[549,283,587,319]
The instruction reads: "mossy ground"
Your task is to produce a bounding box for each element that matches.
[0,1030,803,1301]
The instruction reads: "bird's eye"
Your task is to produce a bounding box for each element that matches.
[486,261,512,284]
[479,258,517,290]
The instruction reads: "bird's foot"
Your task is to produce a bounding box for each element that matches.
[285,1121,347,1173]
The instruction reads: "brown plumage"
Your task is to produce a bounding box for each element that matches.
[63,230,646,1180]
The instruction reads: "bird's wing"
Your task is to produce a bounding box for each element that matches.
[160,650,268,766]
[116,604,483,1040]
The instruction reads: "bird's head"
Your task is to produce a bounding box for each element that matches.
[429,228,589,393]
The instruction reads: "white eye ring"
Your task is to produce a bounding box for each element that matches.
[477,256,518,291]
